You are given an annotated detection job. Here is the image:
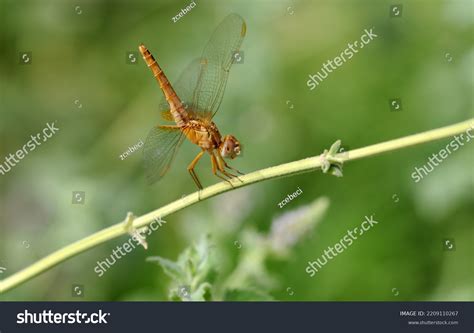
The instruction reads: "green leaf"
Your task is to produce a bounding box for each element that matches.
[146,256,184,282]
[328,164,343,177]
[328,139,341,155]
[148,235,217,301]
[191,282,213,301]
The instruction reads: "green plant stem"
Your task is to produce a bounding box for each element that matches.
[1,118,472,294]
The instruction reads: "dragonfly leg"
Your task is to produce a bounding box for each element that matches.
[223,160,245,176]
[211,153,234,187]
[216,153,244,183]
[222,169,243,184]
[187,150,205,190]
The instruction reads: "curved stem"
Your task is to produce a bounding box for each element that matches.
[1,118,472,294]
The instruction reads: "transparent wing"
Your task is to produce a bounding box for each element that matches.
[157,14,246,120]
[142,126,186,184]
[158,58,212,120]
[193,13,246,118]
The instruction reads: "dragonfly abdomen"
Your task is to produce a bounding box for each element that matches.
[139,43,189,127]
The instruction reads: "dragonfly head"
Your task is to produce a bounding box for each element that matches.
[220,135,241,159]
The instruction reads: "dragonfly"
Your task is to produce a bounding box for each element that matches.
[139,13,246,190]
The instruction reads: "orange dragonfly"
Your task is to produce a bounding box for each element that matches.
[139,13,246,190]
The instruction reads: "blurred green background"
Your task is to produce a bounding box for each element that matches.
[0,0,473,301]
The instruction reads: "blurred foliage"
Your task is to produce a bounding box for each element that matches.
[0,0,473,301]
[147,235,216,301]
[148,197,328,301]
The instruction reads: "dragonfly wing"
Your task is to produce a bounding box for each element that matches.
[160,110,174,121]
[158,58,211,121]
[162,58,213,120]
[156,14,245,121]
[143,126,185,184]
[192,13,246,118]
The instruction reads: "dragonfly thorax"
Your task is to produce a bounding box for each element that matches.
[184,120,222,150]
